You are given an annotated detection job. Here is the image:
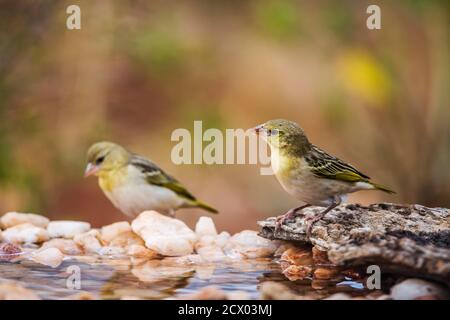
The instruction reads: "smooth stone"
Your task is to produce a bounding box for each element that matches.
[127,244,159,259]
[195,232,230,251]
[98,246,126,256]
[131,211,196,256]
[323,293,353,300]
[195,216,218,238]
[390,278,450,300]
[73,230,103,254]
[108,231,144,249]
[224,230,278,259]
[100,221,131,243]
[0,212,50,229]
[2,223,49,243]
[47,221,91,239]
[193,230,231,262]
[31,247,65,268]
[40,239,83,255]
[215,231,231,248]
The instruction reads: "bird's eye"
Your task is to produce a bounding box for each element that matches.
[96,156,105,165]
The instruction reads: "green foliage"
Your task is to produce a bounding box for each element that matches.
[321,93,349,129]
[0,80,13,183]
[321,2,355,40]
[130,28,186,74]
[255,0,302,40]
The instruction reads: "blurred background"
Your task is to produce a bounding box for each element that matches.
[0,0,448,232]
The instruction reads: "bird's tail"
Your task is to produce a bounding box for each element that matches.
[194,200,219,214]
[370,182,396,194]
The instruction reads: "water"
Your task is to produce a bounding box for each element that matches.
[0,254,372,300]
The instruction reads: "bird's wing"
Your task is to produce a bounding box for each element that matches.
[304,146,370,182]
[130,155,196,201]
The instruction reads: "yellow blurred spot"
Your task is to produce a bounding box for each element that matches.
[337,49,392,105]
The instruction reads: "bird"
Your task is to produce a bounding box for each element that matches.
[252,119,395,235]
[84,141,218,217]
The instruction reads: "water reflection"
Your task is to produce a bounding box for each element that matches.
[0,255,370,300]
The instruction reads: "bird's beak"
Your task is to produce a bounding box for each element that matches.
[84,163,99,177]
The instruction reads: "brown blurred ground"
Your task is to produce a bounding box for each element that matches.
[0,0,449,232]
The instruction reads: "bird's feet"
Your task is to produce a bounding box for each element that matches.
[275,205,310,232]
[304,213,325,237]
[304,196,341,237]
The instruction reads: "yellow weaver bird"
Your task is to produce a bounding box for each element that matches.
[253,119,395,235]
[84,142,218,217]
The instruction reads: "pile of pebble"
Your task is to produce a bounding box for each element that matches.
[0,211,278,268]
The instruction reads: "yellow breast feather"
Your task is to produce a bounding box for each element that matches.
[98,166,128,192]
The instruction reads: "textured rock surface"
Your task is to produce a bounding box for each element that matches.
[258,203,450,284]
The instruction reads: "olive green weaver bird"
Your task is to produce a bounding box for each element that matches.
[253,119,395,235]
[84,142,218,217]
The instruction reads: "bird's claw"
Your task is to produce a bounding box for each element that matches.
[274,209,302,232]
[304,214,324,237]
[275,215,288,231]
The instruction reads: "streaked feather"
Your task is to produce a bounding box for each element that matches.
[304,145,370,182]
[130,155,196,201]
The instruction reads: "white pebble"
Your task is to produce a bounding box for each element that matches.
[47,221,91,239]
[100,221,131,244]
[195,216,218,238]
[40,239,83,255]
[132,211,196,256]
[31,247,64,268]
[390,278,450,300]
[2,223,49,244]
[224,230,278,259]
[1,212,49,229]
[73,230,103,254]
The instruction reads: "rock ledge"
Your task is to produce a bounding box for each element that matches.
[258,203,450,284]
